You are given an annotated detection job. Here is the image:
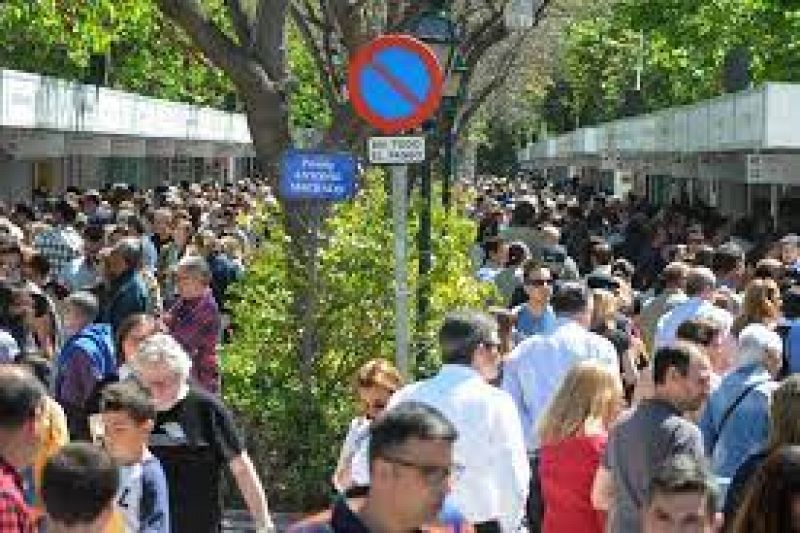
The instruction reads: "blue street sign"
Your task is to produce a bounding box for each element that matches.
[280,150,357,201]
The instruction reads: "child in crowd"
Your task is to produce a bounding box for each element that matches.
[99,380,170,533]
[41,443,119,533]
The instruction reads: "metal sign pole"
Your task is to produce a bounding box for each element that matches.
[391,164,410,378]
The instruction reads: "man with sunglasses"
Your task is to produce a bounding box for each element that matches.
[291,402,464,533]
[513,261,557,344]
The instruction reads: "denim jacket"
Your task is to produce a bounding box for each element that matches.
[698,363,778,497]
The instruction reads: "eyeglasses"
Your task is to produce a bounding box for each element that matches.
[361,399,388,412]
[380,455,465,485]
[525,279,552,287]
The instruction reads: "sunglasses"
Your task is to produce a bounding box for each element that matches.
[525,279,552,287]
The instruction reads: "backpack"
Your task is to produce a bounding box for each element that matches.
[55,323,118,398]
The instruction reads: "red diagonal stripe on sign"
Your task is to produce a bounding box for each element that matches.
[368,59,426,109]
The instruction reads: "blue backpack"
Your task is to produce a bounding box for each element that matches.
[56,323,118,389]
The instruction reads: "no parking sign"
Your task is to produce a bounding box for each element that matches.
[347,35,444,134]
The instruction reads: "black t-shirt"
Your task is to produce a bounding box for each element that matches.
[149,387,245,533]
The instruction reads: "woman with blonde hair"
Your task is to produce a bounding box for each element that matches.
[333,358,404,495]
[590,289,641,398]
[536,361,624,533]
[732,278,782,336]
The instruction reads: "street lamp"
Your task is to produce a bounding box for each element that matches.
[404,7,462,372]
[404,7,462,77]
[404,8,464,210]
[441,55,468,210]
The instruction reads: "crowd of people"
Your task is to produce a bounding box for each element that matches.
[294,177,800,533]
[6,169,800,532]
[0,180,279,532]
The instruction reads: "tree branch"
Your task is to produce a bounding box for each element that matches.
[462,11,507,71]
[294,0,328,30]
[289,3,339,110]
[326,0,370,52]
[455,0,554,137]
[254,0,290,82]
[155,0,267,88]
[224,0,253,46]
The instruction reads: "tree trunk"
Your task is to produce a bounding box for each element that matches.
[239,84,329,378]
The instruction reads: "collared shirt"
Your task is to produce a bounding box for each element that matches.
[33,226,83,278]
[166,289,222,394]
[502,319,619,449]
[389,365,530,532]
[513,304,557,344]
[0,457,37,533]
[604,399,704,533]
[698,363,777,499]
[654,297,734,349]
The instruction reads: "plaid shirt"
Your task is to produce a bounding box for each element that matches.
[166,289,222,394]
[33,226,83,277]
[0,458,37,533]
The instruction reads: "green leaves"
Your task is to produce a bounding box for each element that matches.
[0,1,330,123]
[221,169,493,508]
[539,0,800,131]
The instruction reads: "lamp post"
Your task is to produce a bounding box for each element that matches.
[442,55,468,211]
[405,6,462,371]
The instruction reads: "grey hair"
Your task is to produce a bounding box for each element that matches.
[177,255,212,283]
[737,323,783,367]
[132,333,192,379]
[64,291,99,324]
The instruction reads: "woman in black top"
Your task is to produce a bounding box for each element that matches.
[590,288,639,399]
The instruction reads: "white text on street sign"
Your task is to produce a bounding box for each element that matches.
[368,136,426,165]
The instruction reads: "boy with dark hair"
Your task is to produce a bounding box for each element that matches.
[643,454,720,532]
[100,381,170,533]
[41,443,119,533]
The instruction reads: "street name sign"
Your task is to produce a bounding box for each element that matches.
[280,149,357,201]
[368,136,426,164]
[348,35,444,134]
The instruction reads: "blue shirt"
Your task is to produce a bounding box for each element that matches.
[513,304,557,344]
[502,319,619,449]
[698,363,777,499]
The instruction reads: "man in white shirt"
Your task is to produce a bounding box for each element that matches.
[502,281,619,449]
[389,311,530,532]
[654,267,733,350]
